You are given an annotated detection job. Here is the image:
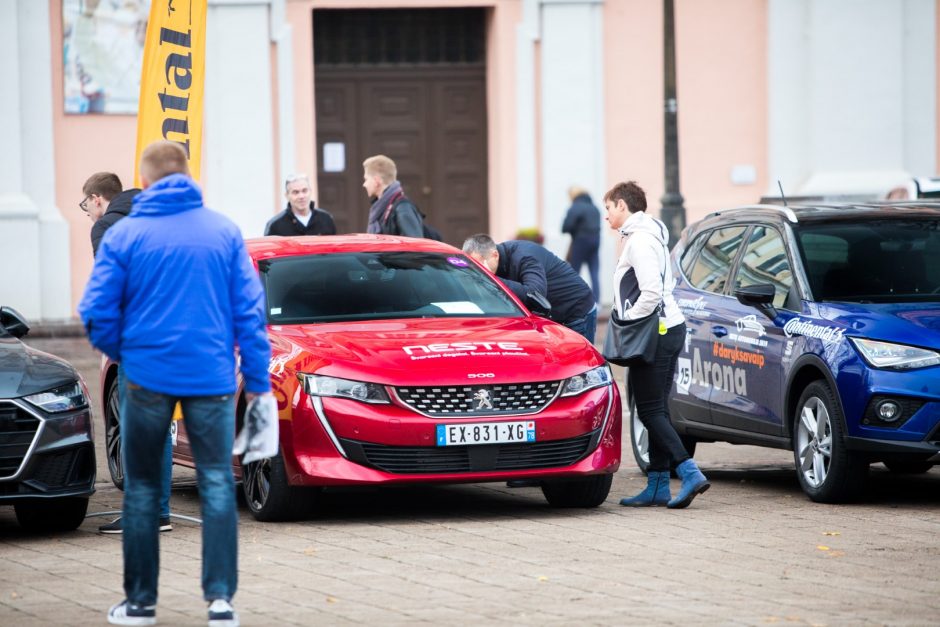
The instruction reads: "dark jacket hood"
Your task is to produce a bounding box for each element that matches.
[105,188,139,218]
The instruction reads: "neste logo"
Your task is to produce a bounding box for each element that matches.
[403,342,525,355]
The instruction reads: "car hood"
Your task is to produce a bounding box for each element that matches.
[0,336,79,399]
[822,302,940,346]
[269,317,603,385]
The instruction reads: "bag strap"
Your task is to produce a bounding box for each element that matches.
[381,190,406,225]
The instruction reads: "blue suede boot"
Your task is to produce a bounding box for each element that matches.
[619,471,670,507]
[667,459,710,509]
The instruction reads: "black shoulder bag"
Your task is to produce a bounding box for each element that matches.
[602,241,666,367]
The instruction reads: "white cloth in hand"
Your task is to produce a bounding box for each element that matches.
[232,392,279,464]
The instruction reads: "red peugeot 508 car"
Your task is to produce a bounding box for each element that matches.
[100,235,621,520]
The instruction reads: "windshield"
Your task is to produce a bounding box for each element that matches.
[259,252,525,323]
[796,218,940,302]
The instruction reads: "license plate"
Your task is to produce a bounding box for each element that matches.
[436,421,536,446]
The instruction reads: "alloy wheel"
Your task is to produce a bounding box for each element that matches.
[796,396,833,488]
[105,380,124,489]
[632,399,650,467]
[242,457,272,512]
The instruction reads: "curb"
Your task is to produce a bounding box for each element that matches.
[26,319,86,339]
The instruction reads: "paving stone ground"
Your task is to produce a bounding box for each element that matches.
[1,336,938,626]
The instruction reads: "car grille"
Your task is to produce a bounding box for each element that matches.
[0,402,40,478]
[339,430,598,474]
[394,381,561,417]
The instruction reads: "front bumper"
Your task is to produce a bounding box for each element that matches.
[277,384,622,486]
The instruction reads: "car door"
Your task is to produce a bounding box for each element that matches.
[671,224,750,426]
[707,224,794,437]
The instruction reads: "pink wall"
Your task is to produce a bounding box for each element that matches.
[603,0,767,227]
[50,0,139,312]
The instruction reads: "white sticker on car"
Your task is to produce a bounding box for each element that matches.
[675,357,692,395]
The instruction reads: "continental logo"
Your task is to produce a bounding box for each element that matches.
[783,318,845,344]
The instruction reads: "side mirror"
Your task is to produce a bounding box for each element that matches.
[733,284,778,321]
[525,291,552,317]
[0,306,30,338]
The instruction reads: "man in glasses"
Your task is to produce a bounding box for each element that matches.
[81,172,139,257]
[80,171,174,536]
[264,173,337,236]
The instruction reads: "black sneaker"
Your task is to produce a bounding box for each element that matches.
[99,517,123,534]
[207,599,239,627]
[107,599,156,626]
[159,517,173,532]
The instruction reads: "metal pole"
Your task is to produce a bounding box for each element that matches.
[660,0,686,247]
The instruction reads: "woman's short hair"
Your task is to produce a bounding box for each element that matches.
[362,155,397,185]
[140,140,190,183]
[604,181,647,213]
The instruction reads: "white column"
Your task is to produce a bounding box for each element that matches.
[204,0,276,237]
[768,0,936,196]
[0,0,71,321]
[539,0,609,304]
[515,0,540,230]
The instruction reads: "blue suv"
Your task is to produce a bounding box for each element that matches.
[628,203,940,502]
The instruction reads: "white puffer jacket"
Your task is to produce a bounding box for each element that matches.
[613,211,685,329]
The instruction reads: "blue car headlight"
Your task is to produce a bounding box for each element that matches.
[560,365,613,397]
[298,373,390,404]
[23,381,88,413]
[849,338,940,370]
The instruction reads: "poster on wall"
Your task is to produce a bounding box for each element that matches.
[63,0,151,114]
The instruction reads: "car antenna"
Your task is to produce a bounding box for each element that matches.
[777,180,788,207]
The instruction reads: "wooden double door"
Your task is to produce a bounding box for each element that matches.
[314,66,489,245]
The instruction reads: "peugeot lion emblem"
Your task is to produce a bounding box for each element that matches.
[473,389,494,411]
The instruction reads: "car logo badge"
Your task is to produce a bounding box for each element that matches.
[473,389,494,411]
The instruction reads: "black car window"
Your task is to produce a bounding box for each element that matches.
[733,226,793,308]
[686,226,748,294]
[259,252,525,323]
[796,218,940,302]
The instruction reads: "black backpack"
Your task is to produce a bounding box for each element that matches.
[386,194,444,242]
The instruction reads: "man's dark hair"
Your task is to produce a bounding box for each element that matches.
[82,172,123,201]
[604,181,647,213]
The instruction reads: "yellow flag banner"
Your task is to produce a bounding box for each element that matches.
[134,0,207,186]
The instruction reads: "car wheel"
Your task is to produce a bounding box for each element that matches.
[14,497,88,532]
[241,452,317,521]
[793,380,867,503]
[105,376,124,490]
[629,392,696,477]
[883,460,934,474]
[541,473,612,507]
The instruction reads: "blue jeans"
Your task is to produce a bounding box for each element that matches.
[565,305,598,345]
[119,365,172,518]
[119,371,237,606]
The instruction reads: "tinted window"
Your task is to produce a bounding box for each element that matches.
[679,232,708,278]
[796,218,940,302]
[259,252,524,323]
[733,226,793,308]
[687,226,748,294]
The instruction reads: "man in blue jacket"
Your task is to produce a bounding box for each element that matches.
[462,234,597,343]
[79,141,271,627]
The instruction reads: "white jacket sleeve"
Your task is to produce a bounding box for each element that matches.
[624,235,666,320]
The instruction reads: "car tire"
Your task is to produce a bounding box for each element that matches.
[14,497,88,532]
[793,380,868,503]
[629,392,696,477]
[883,460,934,474]
[541,473,612,508]
[104,376,124,491]
[241,452,317,521]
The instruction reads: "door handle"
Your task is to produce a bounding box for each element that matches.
[712,325,728,338]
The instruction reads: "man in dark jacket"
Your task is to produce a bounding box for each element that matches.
[81,172,174,536]
[462,234,597,343]
[265,173,337,236]
[81,172,140,256]
[79,141,271,626]
[363,154,424,238]
[561,186,602,303]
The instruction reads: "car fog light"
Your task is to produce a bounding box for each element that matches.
[877,400,901,422]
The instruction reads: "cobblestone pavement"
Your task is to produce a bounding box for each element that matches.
[1,335,939,626]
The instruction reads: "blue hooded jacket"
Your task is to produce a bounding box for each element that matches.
[78,174,271,396]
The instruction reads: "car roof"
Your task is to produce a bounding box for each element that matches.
[700,202,940,227]
[246,234,462,260]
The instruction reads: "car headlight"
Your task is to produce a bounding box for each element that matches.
[23,381,88,413]
[299,373,390,404]
[849,338,940,370]
[560,365,613,397]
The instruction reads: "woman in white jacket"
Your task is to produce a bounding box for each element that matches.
[603,181,709,509]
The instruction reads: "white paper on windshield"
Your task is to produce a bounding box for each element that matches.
[432,301,484,314]
[270,307,282,315]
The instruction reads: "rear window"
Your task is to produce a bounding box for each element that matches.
[796,219,940,302]
[259,252,525,323]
